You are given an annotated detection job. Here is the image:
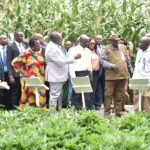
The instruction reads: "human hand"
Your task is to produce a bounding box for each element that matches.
[20,70,29,77]
[9,76,15,84]
[112,64,119,70]
[74,53,81,59]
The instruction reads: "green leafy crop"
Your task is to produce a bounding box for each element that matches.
[0,108,149,150]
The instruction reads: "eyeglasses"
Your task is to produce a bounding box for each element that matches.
[89,43,95,45]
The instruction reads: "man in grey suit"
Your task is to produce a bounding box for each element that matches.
[45,31,81,111]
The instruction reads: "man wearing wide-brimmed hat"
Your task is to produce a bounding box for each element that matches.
[103,34,129,117]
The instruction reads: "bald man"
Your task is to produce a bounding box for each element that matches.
[132,36,150,112]
[69,34,93,110]
[45,31,81,111]
[65,41,73,52]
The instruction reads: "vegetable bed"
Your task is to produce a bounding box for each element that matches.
[0,108,150,150]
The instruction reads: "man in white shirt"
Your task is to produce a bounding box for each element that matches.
[69,35,92,77]
[132,36,150,112]
[69,34,93,110]
[45,31,81,111]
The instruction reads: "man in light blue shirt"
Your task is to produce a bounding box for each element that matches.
[132,36,150,112]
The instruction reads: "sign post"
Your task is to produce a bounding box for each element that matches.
[129,78,150,111]
[0,81,9,90]
[71,76,93,108]
[23,77,49,107]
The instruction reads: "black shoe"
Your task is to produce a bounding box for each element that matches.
[115,113,122,118]
[104,112,110,117]
[122,108,129,113]
[95,106,100,110]
[67,104,72,109]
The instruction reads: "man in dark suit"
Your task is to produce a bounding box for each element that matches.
[94,35,105,110]
[7,31,25,109]
[0,35,12,109]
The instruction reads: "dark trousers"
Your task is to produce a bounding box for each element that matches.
[0,90,4,107]
[45,81,49,108]
[10,77,21,107]
[99,67,105,103]
[92,71,102,107]
[72,71,93,110]
[3,73,12,109]
[0,73,12,110]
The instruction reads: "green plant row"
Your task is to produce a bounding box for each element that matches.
[0,0,150,55]
[0,108,149,150]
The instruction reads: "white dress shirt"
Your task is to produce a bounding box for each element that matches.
[96,44,103,56]
[0,45,7,72]
[69,45,92,77]
[15,41,25,54]
[132,47,150,79]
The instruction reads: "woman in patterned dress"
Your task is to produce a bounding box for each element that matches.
[12,38,46,109]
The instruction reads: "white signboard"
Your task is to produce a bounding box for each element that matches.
[71,76,93,108]
[23,77,49,107]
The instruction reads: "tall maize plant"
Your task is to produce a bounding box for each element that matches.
[0,0,149,105]
[0,0,150,53]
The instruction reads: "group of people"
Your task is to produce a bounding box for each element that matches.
[0,30,150,117]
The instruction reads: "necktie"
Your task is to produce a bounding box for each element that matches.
[99,45,101,49]
[98,45,102,55]
[19,44,22,53]
[19,43,25,54]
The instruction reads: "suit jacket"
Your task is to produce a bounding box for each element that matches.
[45,41,74,82]
[95,45,105,77]
[7,42,23,77]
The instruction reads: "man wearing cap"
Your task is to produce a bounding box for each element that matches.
[103,34,129,117]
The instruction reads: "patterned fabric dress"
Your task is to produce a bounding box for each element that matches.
[12,49,46,109]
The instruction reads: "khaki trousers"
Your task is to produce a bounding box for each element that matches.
[133,90,150,112]
[104,79,126,114]
[49,82,64,111]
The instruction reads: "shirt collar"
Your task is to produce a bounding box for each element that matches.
[110,44,119,51]
[77,44,82,49]
[0,45,6,50]
[140,48,149,53]
[15,41,23,46]
[0,45,3,49]
[78,44,87,49]
[145,46,150,52]
[50,41,60,47]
